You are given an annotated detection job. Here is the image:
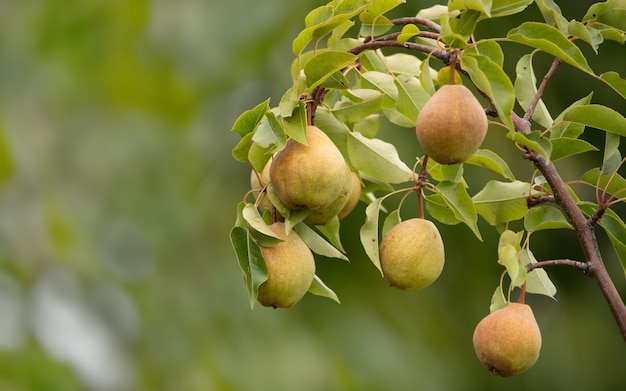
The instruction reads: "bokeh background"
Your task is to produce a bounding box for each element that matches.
[0,1,624,390]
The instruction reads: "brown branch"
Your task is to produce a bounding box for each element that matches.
[390,17,442,33]
[523,57,562,122]
[525,259,590,274]
[349,40,450,63]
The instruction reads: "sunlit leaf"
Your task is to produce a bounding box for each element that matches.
[436,181,482,240]
[498,243,525,287]
[293,223,348,261]
[398,24,420,44]
[599,71,626,100]
[231,98,270,137]
[332,89,383,123]
[466,149,516,180]
[507,22,593,74]
[360,197,384,274]
[534,0,568,33]
[461,52,515,130]
[603,132,622,173]
[243,203,283,239]
[521,248,557,298]
[395,75,430,123]
[489,284,507,313]
[488,0,534,18]
[304,51,358,91]
[583,0,626,32]
[359,12,394,37]
[568,20,603,53]
[465,40,504,66]
[580,168,626,198]
[283,102,308,145]
[514,53,553,128]
[308,275,340,303]
[425,193,462,225]
[508,130,552,158]
[473,180,533,225]
[550,93,592,139]
[347,131,413,184]
[252,112,286,148]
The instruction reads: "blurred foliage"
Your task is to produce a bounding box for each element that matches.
[0,1,624,390]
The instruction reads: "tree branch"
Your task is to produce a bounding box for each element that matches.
[523,58,562,122]
[349,40,450,63]
[525,259,590,274]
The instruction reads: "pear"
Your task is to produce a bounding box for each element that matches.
[257,222,315,308]
[379,218,444,290]
[271,126,350,210]
[473,302,542,377]
[304,167,354,226]
[416,84,488,164]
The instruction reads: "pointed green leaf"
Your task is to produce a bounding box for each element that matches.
[252,112,286,148]
[524,205,573,231]
[562,104,626,137]
[232,132,255,162]
[359,12,394,37]
[461,52,515,130]
[488,0,534,18]
[231,98,271,136]
[508,130,552,158]
[448,0,492,16]
[332,89,383,123]
[550,93,592,139]
[347,131,413,184]
[361,71,399,107]
[360,197,384,274]
[534,0,568,32]
[419,56,436,95]
[514,53,553,128]
[308,275,341,303]
[507,22,593,74]
[425,193,462,225]
[490,284,508,313]
[584,0,626,31]
[568,20,603,53]
[230,227,268,308]
[603,132,622,173]
[243,204,283,240]
[466,149,516,180]
[550,138,597,161]
[600,71,626,100]
[521,248,557,298]
[581,168,626,198]
[498,243,526,287]
[437,181,482,240]
[473,180,533,225]
[398,24,420,44]
[294,223,348,261]
[304,51,358,91]
[315,216,346,253]
[465,40,504,67]
[394,75,431,124]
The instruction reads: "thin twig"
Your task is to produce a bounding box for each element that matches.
[525,258,590,274]
[523,57,562,122]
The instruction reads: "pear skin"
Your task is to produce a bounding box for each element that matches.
[257,222,315,308]
[473,303,542,377]
[379,218,445,290]
[416,84,488,164]
[271,126,349,211]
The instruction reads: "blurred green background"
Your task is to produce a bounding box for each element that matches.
[0,1,624,390]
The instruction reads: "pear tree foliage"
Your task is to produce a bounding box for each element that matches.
[230,0,626,346]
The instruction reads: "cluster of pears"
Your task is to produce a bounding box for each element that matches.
[473,302,542,377]
[416,82,488,165]
[379,218,445,290]
[250,125,361,308]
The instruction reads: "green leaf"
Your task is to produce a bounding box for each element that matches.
[508,130,552,158]
[360,197,384,275]
[252,112,286,149]
[304,51,358,91]
[361,71,399,107]
[332,89,383,123]
[473,180,533,225]
[230,227,268,308]
[593,23,626,44]
[395,75,431,124]
[448,0,492,15]
[232,132,255,162]
[242,203,283,240]
[488,0,534,18]
[534,0,568,33]
[507,22,593,74]
[498,243,526,287]
[599,71,626,100]
[524,205,573,231]
[439,13,469,48]
[398,24,420,44]
[562,104,626,137]
[284,208,310,233]
[308,275,340,303]
[231,98,270,136]
[550,93,592,139]
[425,193,462,225]
[359,12,394,37]
[283,102,308,145]
[465,149,516,180]
[436,181,482,240]
[514,53,553,128]
[568,20,603,53]
[584,0,626,32]
[489,284,508,313]
[354,114,381,139]
[419,56,436,95]
[279,75,307,117]
[550,138,597,161]
[521,248,557,298]
[465,40,504,67]
[293,223,348,261]
[381,208,402,238]
[461,52,515,130]
[386,53,423,76]
[581,168,626,198]
[603,132,622,173]
[347,131,413,184]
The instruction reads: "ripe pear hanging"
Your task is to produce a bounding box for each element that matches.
[416,84,488,164]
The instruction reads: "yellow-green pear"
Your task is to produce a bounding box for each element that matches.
[271,126,350,210]
[337,171,361,220]
[473,303,542,377]
[379,218,444,290]
[257,222,315,308]
[416,84,488,164]
[304,166,353,226]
